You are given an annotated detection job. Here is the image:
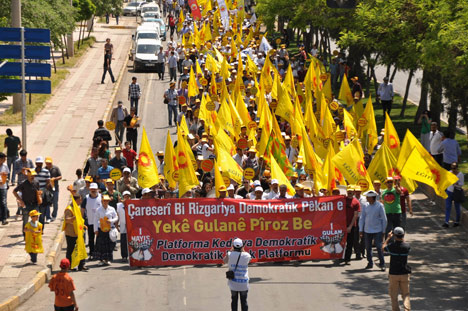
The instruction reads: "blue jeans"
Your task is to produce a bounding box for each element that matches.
[0,188,8,221]
[130,97,139,114]
[168,105,177,126]
[231,290,248,311]
[365,232,384,267]
[445,190,461,223]
[51,189,59,219]
[7,156,17,183]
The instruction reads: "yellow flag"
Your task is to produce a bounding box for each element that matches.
[368,143,398,184]
[245,55,258,75]
[138,127,160,188]
[179,114,190,136]
[396,130,425,193]
[275,84,294,123]
[256,95,273,156]
[384,112,400,158]
[359,96,378,153]
[214,159,225,198]
[220,56,231,80]
[188,66,198,97]
[215,141,243,184]
[204,23,213,42]
[164,130,178,189]
[236,90,251,127]
[332,139,373,191]
[176,127,199,197]
[401,147,458,199]
[283,64,297,98]
[70,196,87,269]
[322,76,333,103]
[342,108,357,139]
[270,155,295,196]
[177,10,184,32]
[338,74,354,107]
[205,54,219,74]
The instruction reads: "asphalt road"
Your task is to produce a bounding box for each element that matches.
[16,16,468,311]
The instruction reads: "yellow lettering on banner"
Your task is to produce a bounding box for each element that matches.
[153,219,190,233]
[292,217,313,230]
[250,218,289,231]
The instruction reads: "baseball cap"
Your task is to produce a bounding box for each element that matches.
[271,179,278,185]
[122,191,131,197]
[393,227,405,237]
[45,157,53,163]
[227,184,235,191]
[364,190,378,197]
[35,156,44,163]
[60,258,70,269]
[233,238,243,248]
[253,180,261,186]
[89,183,98,190]
[142,188,152,195]
[123,167,132,173]
[255,186,263,192]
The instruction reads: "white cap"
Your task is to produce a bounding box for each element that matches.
[255,186,263,192]
[393,227,405,236]
[123,167,132,173]
[271,179,278,185]
[253,180,261,186]
[227,184,235,191]
[142,188,152,194]
[122,190,131,196]
[89,183,98,190]
[233,238,243,248]
[364,190,378,197]
[35,156,44,163]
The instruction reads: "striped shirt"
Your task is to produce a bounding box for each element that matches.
[35,167,51,190]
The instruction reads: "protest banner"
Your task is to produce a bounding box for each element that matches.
[125,197,346,266]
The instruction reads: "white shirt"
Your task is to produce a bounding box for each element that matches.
[285,146,298,165]
[0,163,10,190]
[447,171,464,192]
[233,154,244,167]
[85,194,102,227]
[94,205,118,230]
[202,144,214,160]
[158,161,165,175]
[116,202,127,234]
[429,130,443,155]
[226,251,251,291]
[73,178,86,192]
[263,190,279,200]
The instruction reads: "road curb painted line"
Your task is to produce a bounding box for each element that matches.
[101,25,137,30]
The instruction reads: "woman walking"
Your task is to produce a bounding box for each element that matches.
[94,194,118,266]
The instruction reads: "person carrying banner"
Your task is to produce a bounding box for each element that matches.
[223,238,251,311]
[64,195,88,271]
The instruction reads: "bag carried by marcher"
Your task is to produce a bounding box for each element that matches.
[109,227,119,242]
[453,188,465,203]
[226,252,241,280]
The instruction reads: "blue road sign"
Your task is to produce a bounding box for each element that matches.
[0,62,51,77]
[0,45,50,60]
[0,28,50,43]
[0,79,51,94]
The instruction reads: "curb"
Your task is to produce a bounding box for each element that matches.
[0,232,64,311]
[101,25,137,30]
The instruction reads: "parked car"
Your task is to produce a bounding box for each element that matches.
[141,3,160,15]
[140,18,166,40]
[123,2,143,16]
[142,11,162,22]
[132,38,161,72]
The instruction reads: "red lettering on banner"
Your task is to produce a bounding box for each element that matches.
[125,197,346,266]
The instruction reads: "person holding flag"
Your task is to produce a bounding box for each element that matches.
[63,194,88,271]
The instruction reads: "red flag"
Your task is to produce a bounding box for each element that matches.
[188,0,202,20]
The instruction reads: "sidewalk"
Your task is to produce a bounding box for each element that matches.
[0,17,135,310]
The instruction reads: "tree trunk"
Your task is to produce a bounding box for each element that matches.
[399,69,413,117]
[447,99,459,133]
[386,64,391,78]
[371,65,380,104]
[461,91,468,135]
[63,35,69,59]
[390,66,397,83]
[51,41,57,73]
[77,21,82,48]
[414,69,429,124]
[429,70,442,126]
[365,62,371,97]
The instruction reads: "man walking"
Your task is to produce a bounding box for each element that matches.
[4,128,21,185]
[164,82,178,126]
[82,183,102,260]
[377,76,394,116]
[13,169,40,231]
[168,50,179,82]
[64,195,87,271]
[429,122,443,165]
[13,150,34,220]
[343,185,361,264]
[123,107,139,151]
[359,190,387,271]
[111,101,128,144]
[223,238,251,311]
[45,157,62,222]
[0,153,9,225]
[93,120,112,144]
[382,177,402,236]
[101,49,115,84]
[383,227,411,311]
[128,77,141,113]
[157,46,166,80]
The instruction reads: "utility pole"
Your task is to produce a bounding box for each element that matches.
[67,0,74,56]
[11,0,22,114]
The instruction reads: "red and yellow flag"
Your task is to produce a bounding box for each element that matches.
[138,127,160,188]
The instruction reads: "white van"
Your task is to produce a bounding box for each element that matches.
[132,38,161,72]
[140,3,160,15]
[135,23,161,40]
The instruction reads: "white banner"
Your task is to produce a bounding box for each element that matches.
[216,0,230,29]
